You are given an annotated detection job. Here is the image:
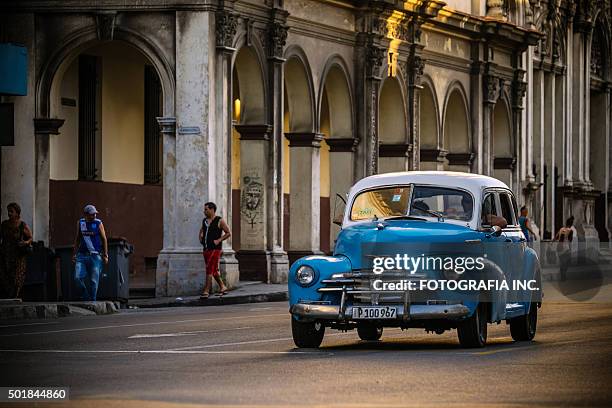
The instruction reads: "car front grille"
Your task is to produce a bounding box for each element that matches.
[318,270,427,305]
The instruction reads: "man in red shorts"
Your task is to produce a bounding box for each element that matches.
[199,202,231,299]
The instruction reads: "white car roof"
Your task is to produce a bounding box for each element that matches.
[350,171,510,196]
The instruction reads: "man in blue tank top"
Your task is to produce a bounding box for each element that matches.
[72,204,108,301]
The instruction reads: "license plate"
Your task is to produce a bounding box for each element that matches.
[352,306,397,319]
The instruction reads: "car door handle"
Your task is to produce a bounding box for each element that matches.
[464,239,482,244]
[505,238,512,242]
[519,238,526,242]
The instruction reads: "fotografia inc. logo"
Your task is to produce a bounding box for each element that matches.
[371,253,487,275]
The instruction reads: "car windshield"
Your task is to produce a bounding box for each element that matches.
[350,186,412,221]
[409,186,473,221]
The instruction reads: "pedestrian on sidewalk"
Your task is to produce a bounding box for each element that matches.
[72,205,108,301]
[0,203,33,299]
[554,216,574,281]
[199,202,230,299]
[518,206,537,242]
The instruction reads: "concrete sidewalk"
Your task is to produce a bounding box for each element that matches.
[0,300,120,321]
[129,281,288,309]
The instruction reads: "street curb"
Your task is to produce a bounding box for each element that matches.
[0,301,119,321]
[131,291,288,308]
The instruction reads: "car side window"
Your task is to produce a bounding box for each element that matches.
[510,194,519,223]
[481,193,497,226]
[499,193,516,226]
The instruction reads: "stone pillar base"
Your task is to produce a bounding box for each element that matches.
[270,250,290,284]
[156,249,205,297]
[219,248,240,289]
[236,250,271,282]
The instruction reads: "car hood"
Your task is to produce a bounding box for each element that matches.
[333,219,481,270]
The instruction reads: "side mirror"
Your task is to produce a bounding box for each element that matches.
[332,193,347,227]
[489,225,502,237]
[480,225,502,237]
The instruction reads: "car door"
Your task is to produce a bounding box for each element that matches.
[480,190,509,279]
[477,190,511,321]
[498,191,524,295]
[501,191,528,303]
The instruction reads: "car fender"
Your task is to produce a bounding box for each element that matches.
[288,255,352,306]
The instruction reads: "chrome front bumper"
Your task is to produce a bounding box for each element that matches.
[290,303,470,321]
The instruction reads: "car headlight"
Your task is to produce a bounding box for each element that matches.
[296,265,316,286]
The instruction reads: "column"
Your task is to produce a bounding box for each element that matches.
[608,86,612,240]
[156,11,215,296]
[554,73,566,232]
[265,7,290,283]
[470,58,485,174]
[543,72,556,239]
[326,138,357,250]
[214,8,240,288]
[362,36,384,176]
[532,68,544,227]
[234,125,272,282]
[512,70,527,194]
[407,47,424,170]
[156,116,176,296]
[571,30,584,184]
[33,118,64,244]
[285,133,323,263]
[482,65,502,176]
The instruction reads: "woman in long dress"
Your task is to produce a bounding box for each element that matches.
[0,203,33,298]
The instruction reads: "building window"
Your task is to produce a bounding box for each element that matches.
[144,65,162,184]
[78,54,101,180]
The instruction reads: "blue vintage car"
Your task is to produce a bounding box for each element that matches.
[289,171,542,348]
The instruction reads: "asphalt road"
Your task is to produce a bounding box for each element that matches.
[1,299,611,408]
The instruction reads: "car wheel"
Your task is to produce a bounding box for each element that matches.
[357,324,383,341]
[457,303,488,348]
[291,318,325,348]
[509,302,538,341]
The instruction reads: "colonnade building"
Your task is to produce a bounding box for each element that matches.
[0,0,610,296]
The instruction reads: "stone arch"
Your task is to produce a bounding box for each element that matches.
[233,45,267,125]
[442,82,471,154]
[419,76,440,149]
[378,74,408,173]
[418,76,442,170]
[590,14,611,82]
[37,27,173,289]
[318,55,354,138]
[378,75,407,144]
[318,56,355,252]
[493,95,513,156]
[492,95,514,188]
[283,45,315,132]
[39,26,175,119]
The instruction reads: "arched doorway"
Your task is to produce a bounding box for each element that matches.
[231,45,269,281]
[419,81,442,170]
[492,98,514,189]
[443,86,472,172]
[378,76,408,173]
[319,60,354,252]
[47,41,166,296]
[283,51,320,262]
